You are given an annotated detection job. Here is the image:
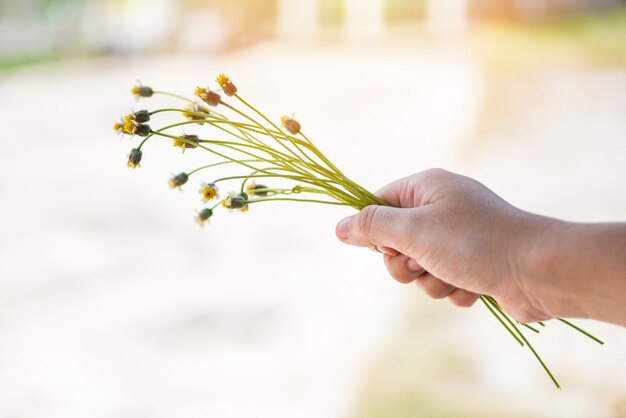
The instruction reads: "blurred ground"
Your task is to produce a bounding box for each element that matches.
[0,23,625,418]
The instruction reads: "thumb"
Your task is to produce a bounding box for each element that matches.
[335,205,417,255]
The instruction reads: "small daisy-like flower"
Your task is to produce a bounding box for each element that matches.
[182,103,210,124]
[173,134,199,152]
[169,172,189,189]
[215,73,237,96]
[280,115,301,135]
[221,192,248,212]
[195,208,214,226]
[246,181,269,197]
[194,87,221,106]
[199,182,219,202]
[131,83,153,100]
[127,148,143,168]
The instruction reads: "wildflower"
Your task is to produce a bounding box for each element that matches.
[131,83,153,100]
[127,148,142,168]
[195,208,214,226]
[199,182,219,202]
[246,181,269,197]
[221,192,248,211]
[173,134,199,152]
[194,87,221,106]
[280,115,301,135]
[169,172,189,189]
[182,103,210,124]
[216,73,237,96]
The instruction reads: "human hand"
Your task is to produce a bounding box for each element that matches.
[335,168,561,323]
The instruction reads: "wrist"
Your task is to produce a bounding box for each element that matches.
[513,215,590,320]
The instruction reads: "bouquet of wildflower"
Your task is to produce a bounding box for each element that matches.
[115,74,602,388]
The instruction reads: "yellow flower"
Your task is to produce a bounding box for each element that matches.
[280,115,301,135]
[173,134,199,152]
[199,182,219,202]
[194,87,221,106]
[216,73,237,96]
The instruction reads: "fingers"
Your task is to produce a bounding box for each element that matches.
[448,289,480,308]
[383,253,425,283]
[415,273,457,299]
[383,254,479,308]
[336,205,420,255]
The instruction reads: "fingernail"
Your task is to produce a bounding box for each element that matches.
[336,216,353,240]
[406,258,422,273]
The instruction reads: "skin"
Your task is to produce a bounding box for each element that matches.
[335,168,626,327]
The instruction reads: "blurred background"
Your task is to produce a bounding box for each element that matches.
[1,0,625,417]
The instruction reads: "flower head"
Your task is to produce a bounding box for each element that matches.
[246,181,269,197]
[131,83,153,100]
[280,115,301,135]
[221,191,248,212]
[169,172,189,189]
[182,103,210,124]
[199,182,219,202]
[173,134,199,152]
[194,87,221,106]
[127,148,143,168]
[195,208,214,226]
[120,112,151,136]
[216,73,237,96]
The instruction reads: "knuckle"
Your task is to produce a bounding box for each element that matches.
[356,205,380,237]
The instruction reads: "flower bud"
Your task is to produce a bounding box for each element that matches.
[216,73,237,97]
[194,87,221,107]
[280,115,301,135]
[195,208,214,226]
[173,134,199,152]
[135,123,151,137]
[246,182,269,197]
[127,148,143,168]
[131,84,153,99]
[169,172,189,189]
[133,109,150,123]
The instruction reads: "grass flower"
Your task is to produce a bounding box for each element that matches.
[131,83,153,100]
[280,115,301,135]
[222,192,248,212]
[127,148,142,168]
[115,73,604,389]
[194,87,221,106]
[199,182,219,202]
[195,208,214,226]
[216,73,238,96]
[246,181,269,197]
[169,172,189,189]
[182,103,210,123]
[173,134,199,152]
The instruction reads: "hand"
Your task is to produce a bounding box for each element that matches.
[336,169,566,323]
